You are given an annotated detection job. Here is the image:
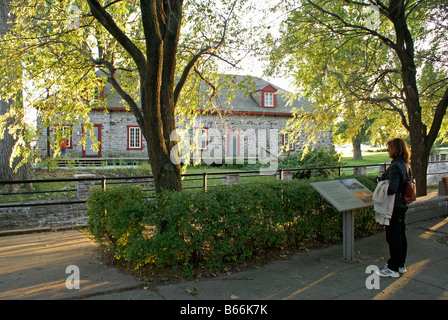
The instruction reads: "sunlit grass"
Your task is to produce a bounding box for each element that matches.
[342,152,390,166]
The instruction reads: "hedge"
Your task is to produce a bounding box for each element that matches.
[86,175,378,274]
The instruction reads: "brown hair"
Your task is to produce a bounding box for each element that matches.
[387,138,411,163]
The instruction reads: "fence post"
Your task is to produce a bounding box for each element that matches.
[74,174,96,200]
[102,176,106,191]
[203,172,207,191]
[277,170,293,180]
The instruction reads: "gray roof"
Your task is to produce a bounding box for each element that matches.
[95,71,313,115]
[202,75,313,115]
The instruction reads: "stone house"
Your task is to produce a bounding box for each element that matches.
[35,74,333,162]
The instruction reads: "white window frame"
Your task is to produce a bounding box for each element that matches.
[128,126,142,150]
[264,92,274,107]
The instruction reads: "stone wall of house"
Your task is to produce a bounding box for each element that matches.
[193,113,333,160]
[36,111,148,158]
[36,111,333,160]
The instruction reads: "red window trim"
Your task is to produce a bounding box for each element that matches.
[261,85,277,108]
[127,125,144,150]
[62,124,73,149]
[81,124,102,157]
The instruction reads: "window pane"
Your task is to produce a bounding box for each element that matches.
[129,127,141,149]
[135,127,141,148]
[265,92,273,107]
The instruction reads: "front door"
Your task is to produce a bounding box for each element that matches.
[82,124,102,157]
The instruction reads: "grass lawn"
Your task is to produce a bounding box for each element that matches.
[341,152,390,166]
[182,165,278,189]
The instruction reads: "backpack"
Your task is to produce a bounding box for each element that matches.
[402,163,416,204]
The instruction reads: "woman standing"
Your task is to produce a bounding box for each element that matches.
[377,138,411,278]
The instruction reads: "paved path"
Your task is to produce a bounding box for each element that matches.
[1,216,447,302]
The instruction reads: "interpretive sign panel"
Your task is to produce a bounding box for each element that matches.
[310,179,373,212]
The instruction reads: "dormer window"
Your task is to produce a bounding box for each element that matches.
[264,92,274,107]
[261,85,277,108]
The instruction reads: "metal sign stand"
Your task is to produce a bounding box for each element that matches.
[310,179,374,262]
[342,210,355,261]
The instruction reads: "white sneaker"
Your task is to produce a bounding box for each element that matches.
[398,266,407,274]
[376,266,400,278]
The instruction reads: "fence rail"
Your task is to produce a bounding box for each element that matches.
[1,161,448,209]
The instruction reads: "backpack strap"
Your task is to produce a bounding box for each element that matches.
[405,162,413,179]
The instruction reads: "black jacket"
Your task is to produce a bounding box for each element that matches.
[379,157,409,208]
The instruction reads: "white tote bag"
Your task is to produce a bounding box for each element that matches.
[373,180,395,225]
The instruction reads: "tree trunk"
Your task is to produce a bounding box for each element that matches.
[0,100,33,183]
[409,135,429,197]
[138,0,182,193]
[0,0,33,183]
[141,80,182,193]
[390,1,430,196]
[352,138,363,160]
[145,133,182,193]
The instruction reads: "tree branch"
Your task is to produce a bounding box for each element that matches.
[86,0,147,78]
[97,58,145,130]
[305,0,397,50]
[194,65,217,104]
[427,86,448,146]
[335,70,410,130]
[174,0,233,105]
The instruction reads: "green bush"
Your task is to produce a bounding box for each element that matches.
[87,175,378,274]
[87,186,153,263]
[279,147,344,179]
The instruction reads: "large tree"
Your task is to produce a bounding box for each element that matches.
[268,0,448,196]
[0,0,33,182]
[0,0,256,192]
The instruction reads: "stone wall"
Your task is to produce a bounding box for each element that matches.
[427,158,448,186]
[0,200,88,231]
[407,193,448,224]
[36,110,334,160]
[2,169,446,232]
[0,177,96,232]
[36,111,149,158]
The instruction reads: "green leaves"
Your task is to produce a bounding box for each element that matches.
[86,176,378,274]
[1,0,261,173]
[267,0,448,149]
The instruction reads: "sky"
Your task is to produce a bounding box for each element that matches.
[225,0,296,92]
